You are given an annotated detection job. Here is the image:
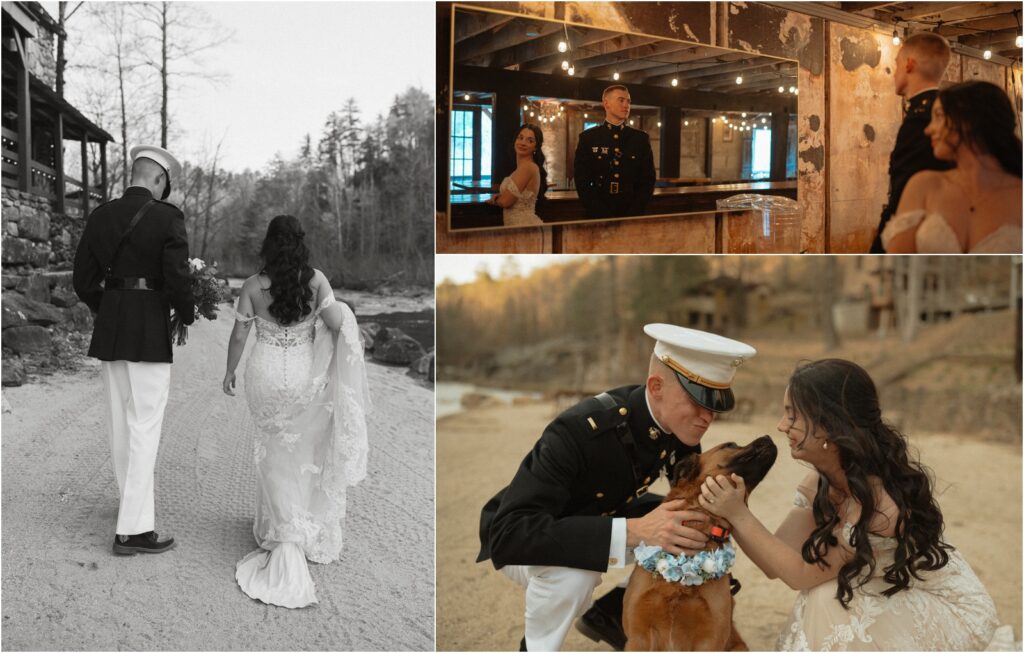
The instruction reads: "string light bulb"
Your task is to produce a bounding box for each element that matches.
[789,86,796,93]
[463,94,471,101]
[892,30,900,46]
[1017,34,1022,48]
[583,112,588,118]
[561,60,570,71]
[712,118,717,123]
[735,75,743,84]
[684,120,689,126]
[613,71,620,81]
[761,117,767,124]
[983,49,992,60]
[741,112,747,118]
[558,40,568,53]
[657,121,662,127]
[671,77,678,87]
[778,85,784,93]
[629,119,634,126]
[567,65,575,76]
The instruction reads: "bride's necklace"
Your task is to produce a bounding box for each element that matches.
[949,172,1014,213]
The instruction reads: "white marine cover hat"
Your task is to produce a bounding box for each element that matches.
[129,144,181,199]
[644,323,757,412]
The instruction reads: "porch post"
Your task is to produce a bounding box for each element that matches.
[16,59,31,192]
[100,140,108,201]
[54,113,65,213]
[81,135,89,216]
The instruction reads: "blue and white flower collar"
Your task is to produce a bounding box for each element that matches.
[634,540,736,586]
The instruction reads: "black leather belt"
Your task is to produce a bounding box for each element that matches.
[105,276,163,291]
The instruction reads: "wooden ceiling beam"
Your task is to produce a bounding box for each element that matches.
[454,11,513,43]
[585,44,734,78]
[519,33,660,73]
[841,2,902,13]
[895,2,1012,22]
[956,27,1021,48]
[456,19,561,63]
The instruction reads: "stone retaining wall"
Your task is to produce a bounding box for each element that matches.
[2,188,93,386]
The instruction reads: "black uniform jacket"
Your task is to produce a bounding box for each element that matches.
[872,89,954,252]
[574,122,656,219]
[73,186,195,363]
[478,384,700,572]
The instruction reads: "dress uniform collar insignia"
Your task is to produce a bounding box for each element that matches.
[606,121,625,131]
[648,426,660,440]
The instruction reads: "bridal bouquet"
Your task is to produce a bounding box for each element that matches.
[170,258,230,346]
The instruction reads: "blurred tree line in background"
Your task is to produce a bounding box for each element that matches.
[59,2,433,289]
[438,256,1020,375]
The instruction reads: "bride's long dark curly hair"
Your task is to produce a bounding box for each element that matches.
[788,359,951,609]
[258,215,314,325]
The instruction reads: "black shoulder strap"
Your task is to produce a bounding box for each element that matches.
[106,199,155,275]
[594,392,645,490]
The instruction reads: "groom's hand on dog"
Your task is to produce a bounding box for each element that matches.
[626,498,708,555]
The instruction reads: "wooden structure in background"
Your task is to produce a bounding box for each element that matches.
[1,2,113,215]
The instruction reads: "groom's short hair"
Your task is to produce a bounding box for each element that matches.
[902,32,951,82]
[602,84,629,100]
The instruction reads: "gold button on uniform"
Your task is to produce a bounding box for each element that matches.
[596,492,604,498]
[609,557,619,565]
[618,407,627,416]
[614,173,620,178]
[660,450,667,459]
[613,133,619,139]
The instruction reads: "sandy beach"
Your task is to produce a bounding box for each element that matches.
[1,303,434,651]
[437,400,1022,651]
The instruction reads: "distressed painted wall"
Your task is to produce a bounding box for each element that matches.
[437,2,1016,254]
[679,118,708,177]
[709,119,745,180]
[827,23,902,253]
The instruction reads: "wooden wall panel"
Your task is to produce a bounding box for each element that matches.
[560,213,716,253]
[827,22,901,254]
[435,212,551,253]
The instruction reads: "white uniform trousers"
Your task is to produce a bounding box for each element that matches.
[501,565,605,651]
[101,360,171,535]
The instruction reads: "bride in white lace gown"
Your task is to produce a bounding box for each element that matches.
[487,124,547,227]
[223,215,369,608]
[884,81,1021,253]
[700,360,998,651]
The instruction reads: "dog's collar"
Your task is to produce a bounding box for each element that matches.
[634,540,736,587]
[709,524,731,543]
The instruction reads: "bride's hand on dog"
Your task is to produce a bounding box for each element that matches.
[627,499,709,555]
[699,474,746,519]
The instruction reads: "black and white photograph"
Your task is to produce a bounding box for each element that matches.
[1,2,434,650]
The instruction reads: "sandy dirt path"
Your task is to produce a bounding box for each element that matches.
[437,402,1021,651]
[1,308,434,651]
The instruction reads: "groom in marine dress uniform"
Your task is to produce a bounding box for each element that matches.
[573,85,656,219]
[477,324,756,651]
[871,32,954,253]
[73,145,195,555]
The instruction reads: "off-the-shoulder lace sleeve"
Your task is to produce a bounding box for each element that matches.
[880,209,927,251]
[233,299,256,324]
[793,490,812,510]
[501,176,525,199]
[314,293,336,315]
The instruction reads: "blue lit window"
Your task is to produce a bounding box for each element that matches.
[750,128,772,180]
[450,106,492,192]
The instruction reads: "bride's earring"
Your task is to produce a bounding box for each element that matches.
[823,441,829,450]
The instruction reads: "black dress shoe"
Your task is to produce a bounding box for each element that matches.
[519,636,527,651]
[112,531,177,555]
[575,586,627,651]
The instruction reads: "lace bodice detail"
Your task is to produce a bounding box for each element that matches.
[882,209,1023,253]
[500,176,543,227]
[252,313,317,348]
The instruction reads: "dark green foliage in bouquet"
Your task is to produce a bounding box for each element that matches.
[170,258,232,346]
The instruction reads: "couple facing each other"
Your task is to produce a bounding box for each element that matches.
[876,31,1022,253]
[477,324,998,651]
[488,85,655,227]
[72,145,369,610]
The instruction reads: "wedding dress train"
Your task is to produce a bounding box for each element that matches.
[234,294,370,608]
[881,209,1023,253]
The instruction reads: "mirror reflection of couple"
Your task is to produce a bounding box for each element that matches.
[875,32,1021,253]
[477,324,1000,652]
[73,145,370,611]
[487,85,654,227]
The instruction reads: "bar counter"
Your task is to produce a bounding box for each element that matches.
[449,180,798,230]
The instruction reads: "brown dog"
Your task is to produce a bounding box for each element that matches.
[622,435,777,651]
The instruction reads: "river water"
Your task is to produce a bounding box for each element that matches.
[436,382,542,418]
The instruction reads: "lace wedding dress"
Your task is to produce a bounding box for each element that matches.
[500,176,543,227]
[881,210,1023,253]
[777,492,998,651]
[234,294,370,608]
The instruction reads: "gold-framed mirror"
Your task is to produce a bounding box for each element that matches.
[445,3,800,232]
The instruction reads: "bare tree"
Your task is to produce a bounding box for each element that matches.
[130,2,232,148]
[820,257,841,350]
